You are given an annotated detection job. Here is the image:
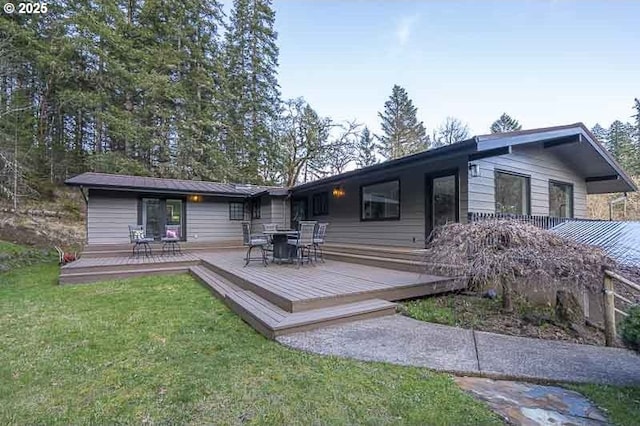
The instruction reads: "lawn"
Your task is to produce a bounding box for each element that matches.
[0,263,502,425]
[568,384,640,426]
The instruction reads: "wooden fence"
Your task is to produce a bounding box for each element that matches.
[602,269,640,346]
[467,212,590,230]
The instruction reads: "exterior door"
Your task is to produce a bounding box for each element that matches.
[141,198,186,240]
[425,170,459,241]
[290,198,308,230]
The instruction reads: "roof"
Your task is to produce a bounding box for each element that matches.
[66,123,637,197]
[551,220,640,267]
[293,122,637,194]
[65,172,288,197]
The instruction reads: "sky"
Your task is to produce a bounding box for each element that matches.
[266,0,640,136]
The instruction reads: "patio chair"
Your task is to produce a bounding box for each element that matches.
[313,223,329,263]
[242,222,269,267]
[128,225,154,258]
[262,223,278,250]
[287,221,316,268]
[161,225,182,256]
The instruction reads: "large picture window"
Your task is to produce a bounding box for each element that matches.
[229,202,244,221]
[361,180,400,221]
[495,171,530,215]
[312,192,329,216]
[549,181,574,218]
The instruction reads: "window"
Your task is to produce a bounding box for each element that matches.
[312,192,329,216]
[549,181,574,218]
[495,171,530,215]
[251,198,261,219]
[361,180,400,221]
[229,202,244,220]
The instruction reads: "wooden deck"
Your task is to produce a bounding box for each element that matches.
[199,251,463,312]
[58,249,465,338]
[59,253,200,284]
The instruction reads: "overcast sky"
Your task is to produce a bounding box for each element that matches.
[269,0,640,136]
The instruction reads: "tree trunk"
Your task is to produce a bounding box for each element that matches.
[502,276,514,313]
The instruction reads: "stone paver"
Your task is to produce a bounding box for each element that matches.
[277,314,640,385]
[454,377,609,426]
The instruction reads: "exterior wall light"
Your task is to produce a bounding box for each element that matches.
[332,186,346,198]
[188,194,202,203]
[468,163,480,178]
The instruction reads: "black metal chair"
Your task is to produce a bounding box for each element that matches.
[161,225,182,256]
[242,222,269,267]
[128,225,154,258]
[313,223,329,263]
[287,221,317,268]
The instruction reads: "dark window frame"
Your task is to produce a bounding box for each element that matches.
[251,198,261,219]
[425,168,460,238]
[136,195,187,241]
[229,201,244,221]
[549,180,574,218]
[359,178,401,222]
[312,192,329,216]
[494,169,531,215]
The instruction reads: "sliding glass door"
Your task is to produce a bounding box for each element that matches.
[141,198,185,240]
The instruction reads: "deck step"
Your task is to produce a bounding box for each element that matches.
[59,266,190,285]
[226,290,397,339]
[323,250,427,273]
[189,265,241,299]
[61,257,200,274]
[322,244,425,261]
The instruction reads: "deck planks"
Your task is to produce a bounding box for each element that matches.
[199,250,464,312]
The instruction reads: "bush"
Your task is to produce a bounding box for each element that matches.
[620,305,640,351]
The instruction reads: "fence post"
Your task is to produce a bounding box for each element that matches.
[603,271,616,346]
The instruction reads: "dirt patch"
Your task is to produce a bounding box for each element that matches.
[401,293,608,346]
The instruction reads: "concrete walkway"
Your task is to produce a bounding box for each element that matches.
[277,315,640,385]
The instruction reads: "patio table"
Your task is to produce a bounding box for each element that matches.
[263,230,299,263]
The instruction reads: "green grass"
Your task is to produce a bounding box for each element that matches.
[568,384,640,426]
[0,240,28,255]
[0,263,502,425]
[0,240,55,272]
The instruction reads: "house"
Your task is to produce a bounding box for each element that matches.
[66,123,637,249]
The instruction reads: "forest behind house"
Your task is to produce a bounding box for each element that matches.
[0,1,639,221]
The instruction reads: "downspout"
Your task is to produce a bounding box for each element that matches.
[79,186,89,247]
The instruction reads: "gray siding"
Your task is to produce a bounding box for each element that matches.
[250,196,290,232]
[87,190,138,244]
[186,196,245,242]
[468,145,588,218]
[297,158,469,248]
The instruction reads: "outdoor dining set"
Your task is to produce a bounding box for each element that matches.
[242,221,329,268]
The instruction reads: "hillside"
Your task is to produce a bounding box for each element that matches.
[0,187,85,250]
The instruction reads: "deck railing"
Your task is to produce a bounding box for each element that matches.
[467,212,591,230]
[602,269,640,346]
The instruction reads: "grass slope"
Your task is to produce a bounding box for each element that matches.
[0,264,501,425]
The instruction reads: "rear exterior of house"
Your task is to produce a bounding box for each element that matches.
[66,174,290,246]
[66,123,637,249]
[289,123,636,248]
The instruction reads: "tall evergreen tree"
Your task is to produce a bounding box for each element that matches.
[355,127,378,168]
[591,123,608,146]
[377,85,428,160]
[607,120,636,172]
[223,0,281,184]
[490,113,522,133]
